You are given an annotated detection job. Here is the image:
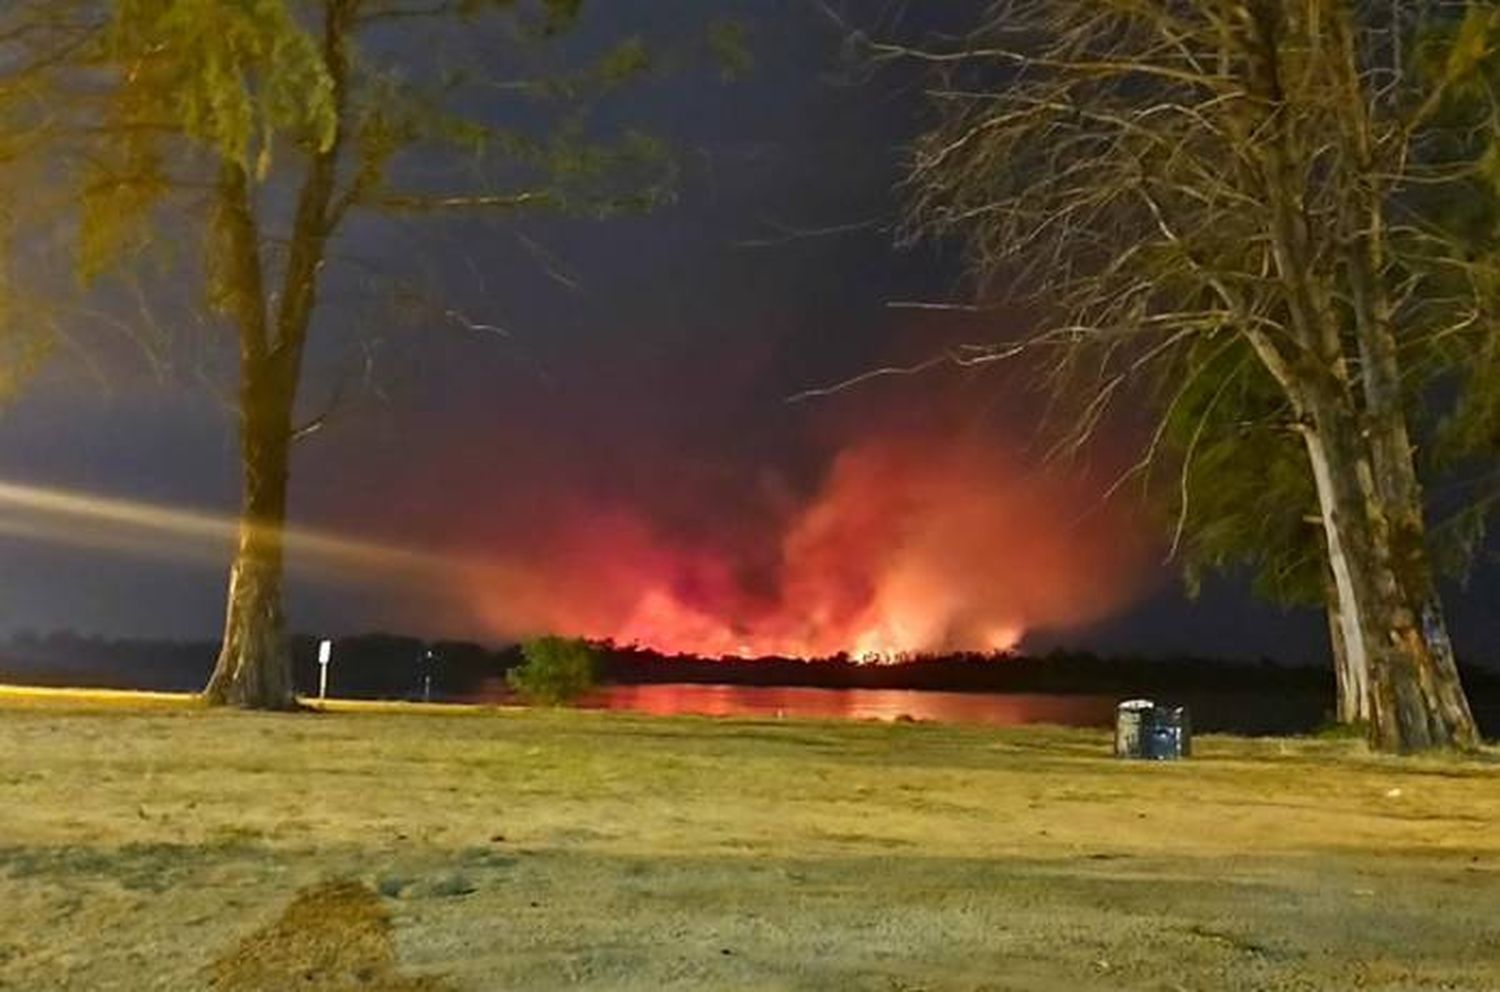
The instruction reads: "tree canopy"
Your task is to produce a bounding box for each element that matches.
[896,0,1499,750]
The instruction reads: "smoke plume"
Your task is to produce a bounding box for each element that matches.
[459,429,1147,659]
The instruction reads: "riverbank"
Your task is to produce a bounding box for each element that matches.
[0,690,1497,990]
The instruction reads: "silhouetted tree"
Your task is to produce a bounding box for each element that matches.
[895,1,1500,751]
[66,0,730,708]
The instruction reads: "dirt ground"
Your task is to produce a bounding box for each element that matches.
[0,687,1497,991]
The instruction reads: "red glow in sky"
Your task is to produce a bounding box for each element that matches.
[462,431,1147,660]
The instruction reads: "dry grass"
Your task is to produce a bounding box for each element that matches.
[0,689,1497,990]
[207,880,446,991]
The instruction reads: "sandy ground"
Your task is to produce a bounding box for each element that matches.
[0,687,1497,991]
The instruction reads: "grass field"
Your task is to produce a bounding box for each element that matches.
[0,687,1497,991]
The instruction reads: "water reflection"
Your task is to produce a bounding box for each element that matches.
[474,680,1120,728]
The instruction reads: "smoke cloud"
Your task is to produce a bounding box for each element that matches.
[458,429,1149,659]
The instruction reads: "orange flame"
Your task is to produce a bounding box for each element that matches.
[465,433,1146,660]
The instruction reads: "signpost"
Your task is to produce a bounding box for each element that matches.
[318,639,333,701]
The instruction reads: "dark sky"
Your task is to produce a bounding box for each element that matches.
[0,0,1494,666]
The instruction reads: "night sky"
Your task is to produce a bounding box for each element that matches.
[0,1,1494,666]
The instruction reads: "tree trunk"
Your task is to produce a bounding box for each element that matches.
[1319,12,1478,749]
[203,361,297,709]
[1323,568,1368,725]
[1353,307,1477,749]
[1300,395,1478,752]
[1361,477,1478,752]
[199,2,351,709]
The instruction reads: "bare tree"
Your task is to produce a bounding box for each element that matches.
[893,1,1497,751]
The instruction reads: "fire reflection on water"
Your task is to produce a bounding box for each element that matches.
[472,680,1120,728]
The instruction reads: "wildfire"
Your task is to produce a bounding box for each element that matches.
[463,431,1146,660]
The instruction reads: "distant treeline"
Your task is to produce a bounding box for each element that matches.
[599,647,1338,693]
[0,632,506,699]
[3,630,1498,705]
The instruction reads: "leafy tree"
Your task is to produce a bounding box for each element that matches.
[507,635,598,706]
[1158,336,1367,721]
[61,0,720,708]
[1153,7,1500,729]
[0,3,92,405]
[894,0,1500,751]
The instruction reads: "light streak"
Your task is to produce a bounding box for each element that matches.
[0,478,462,582]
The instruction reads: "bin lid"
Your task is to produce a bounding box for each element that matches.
[1118,698,1155,711]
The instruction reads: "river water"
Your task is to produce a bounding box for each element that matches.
[468,681,1341,735]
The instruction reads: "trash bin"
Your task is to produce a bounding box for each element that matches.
[1116,700,1191,760]
[1143,704,1191,760]
[1115,699,1155,758]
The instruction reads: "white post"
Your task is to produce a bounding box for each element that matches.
[318,639,333,701]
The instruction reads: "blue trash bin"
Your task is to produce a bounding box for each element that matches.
[1116,700,1191,760]
[1143,705,1191,760]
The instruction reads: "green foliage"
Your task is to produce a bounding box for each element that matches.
[1148,6,1500,601]
[0,258,53,410]
[1399,5,1500,582]
[106,0,335,166]
[529,125,675,217]
[75,118,170,284]
[1441,5,1499,91]
[707,19,753,81]
[901,3,1500,631]
[506,636,599,706]
[534,0,582,37]
[599,37,651,83]
[1157,337,1324,608]
[80,0,699,267]
[78,0,335,283]
[0,3,72,399]
[0,320,51,410]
